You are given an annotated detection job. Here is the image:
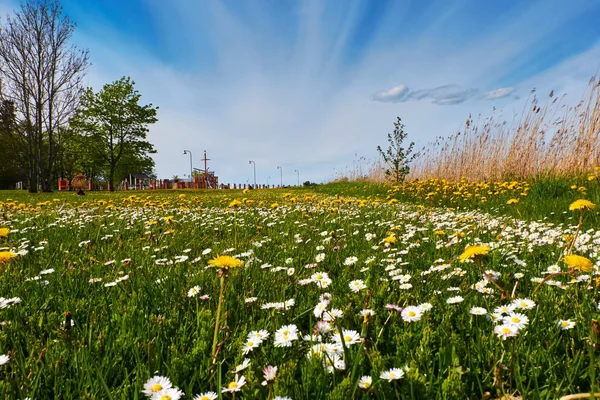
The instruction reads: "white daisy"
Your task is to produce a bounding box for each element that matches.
[143,375,172,397]
[380,368,405,381]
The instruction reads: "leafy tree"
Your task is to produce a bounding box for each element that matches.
[0,0,89,192]
[71,77,158,191]
[377,117,415,183]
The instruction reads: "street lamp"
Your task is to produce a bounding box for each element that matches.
[183,150,193,185]
[248,160,256,188]
[294,169,299,187]
[277,166,282,187]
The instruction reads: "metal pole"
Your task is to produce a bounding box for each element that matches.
[183,150,193,186]
[249,160,256,188]
[277,166,282,187]
[294,169,299,186]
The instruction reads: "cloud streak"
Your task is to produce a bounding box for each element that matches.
[371,84,480,105]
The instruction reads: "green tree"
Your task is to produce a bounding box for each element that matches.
[71,77,158,191]
[377,117,415,183]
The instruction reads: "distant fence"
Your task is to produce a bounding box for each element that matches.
[57,179,281,191]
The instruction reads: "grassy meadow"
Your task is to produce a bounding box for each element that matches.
[0,181,599,399]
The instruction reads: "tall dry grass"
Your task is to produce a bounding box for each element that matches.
[408,76,600,181]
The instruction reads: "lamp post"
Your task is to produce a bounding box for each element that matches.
[183,150,193,185]
[248,160,256,188]
[294,169,299,186]
[277,166,282,187]
[267,176,271,187]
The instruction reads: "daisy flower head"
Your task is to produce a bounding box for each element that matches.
[349,279,366,293]
[494,324,520,339]
[503,313,529,329]
[470,307,487,315]
[446,296,464,304]
[558,319,576,330]
[494,304,517,315]
[234,358,251,373]
[0,354,9,365]
[143,376,173,397]
[512,298,536,310]
[193,393,217,400]
[401,306,422,322]
[333,329,361,346]
[222,375,246,393]
[242,339,261,355]
[151,388,184,400]
[314,301,328,318]
[322,308,343,322]
[380,368,405,381]
[419,302,433,312]
[187,285,201,297]
[360,309,376,319]
[262,365,277,384]
[274,324,299,347]
[273,397,292,400]
[358,375,372,389]
[344,256,358,266]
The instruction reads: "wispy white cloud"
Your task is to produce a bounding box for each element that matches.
[483,88,517,100]
[372,84,479,105]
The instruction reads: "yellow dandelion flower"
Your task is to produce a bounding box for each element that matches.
[506,198,519,205]
[563,254,593,273]
[459,245,490,263]
[569,199,596,211]
[228,199,242,208]
[0,228,9,237]
[271,202,279,209]
[0,251,17,264]
[208,255,243,269]
[242,188,250,194]
[383,235,396,244]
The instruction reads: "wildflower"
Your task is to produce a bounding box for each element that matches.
[234,358,251,373]
[503,313,529,329]
[0,354,9,365]
[349,279,366,293]
[242,339,261,355]
[401,306,422,322]
[247,330,270,341]
[419,303,433,312]
[273,397,292,400]
[222,375,246,393]
[506,199,519,205]
[333,329,361,346]
[228,199,242,208]
[143,376,172,397]
[245,297,258,303]
[188,286,201,297]
[360,309,376,319]
[512,298,536,310]
[0,251,17,264]
[446,296,464,304]
[558,319,576,330]
[262,365,277,385]
[344,256,358,266]
[380,368,405,381]
[563,254,593,273]
[193,392,217,400]
[151,388,184,400]
[494,324,519,339]
[322,309,343,321]
[470,307,487,315]
[514,273,524,279]
[314,302,328,318]
[202,248,212,255]
[315,253,325,262]
[569,199,596,211]
[0,228,9,237]
[459,245,490,262]
[494,304,516,315]
[208,255,243,269]
[274,324,299,347]
[358,375,372,389]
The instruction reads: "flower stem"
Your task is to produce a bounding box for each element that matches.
[212,274,226,360]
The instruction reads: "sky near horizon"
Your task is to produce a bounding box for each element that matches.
[2,0,600,185]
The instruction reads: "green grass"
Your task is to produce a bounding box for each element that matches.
[0,185,598,399]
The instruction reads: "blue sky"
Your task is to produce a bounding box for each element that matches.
[2,0,600,185]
